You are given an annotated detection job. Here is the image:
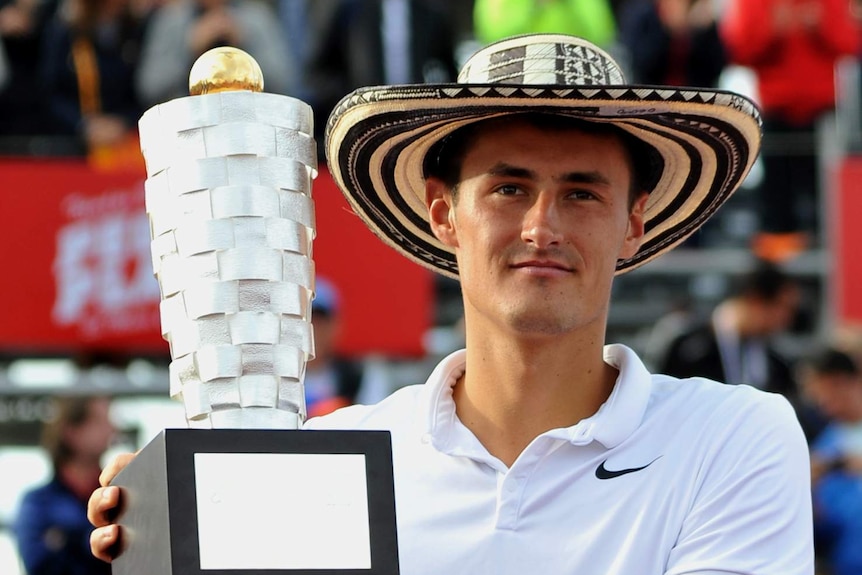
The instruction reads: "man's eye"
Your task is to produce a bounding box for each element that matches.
[495,184,521,195]
[570,190,597,200]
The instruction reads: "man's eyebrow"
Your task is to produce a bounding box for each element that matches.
[486,163,611,186]
[557,171,611,186]
[487,162,535,180]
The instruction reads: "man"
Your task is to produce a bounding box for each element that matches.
[89,34,813,573]
[653,260,800,394]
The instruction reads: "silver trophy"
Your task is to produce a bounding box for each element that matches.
[139,47,316,430]
[110,48,399,575]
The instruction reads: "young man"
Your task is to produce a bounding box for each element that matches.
[89,34,813,573]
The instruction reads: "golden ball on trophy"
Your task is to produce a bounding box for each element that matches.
[189,46,264,96]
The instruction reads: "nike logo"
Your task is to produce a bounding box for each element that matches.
[595,456,662,480]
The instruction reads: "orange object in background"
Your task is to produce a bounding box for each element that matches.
[87,132,147,174]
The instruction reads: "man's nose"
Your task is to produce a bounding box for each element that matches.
[521,193,563,248]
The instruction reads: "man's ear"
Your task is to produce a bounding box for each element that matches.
[619,192,648,260]
[426,177,458,248]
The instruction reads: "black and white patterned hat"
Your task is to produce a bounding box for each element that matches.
[325,34,761,278]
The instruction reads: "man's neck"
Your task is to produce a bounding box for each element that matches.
[453,324,617,468]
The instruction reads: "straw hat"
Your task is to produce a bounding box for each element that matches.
[325,34,761,278]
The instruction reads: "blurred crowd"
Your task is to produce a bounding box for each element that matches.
[2,0,861,257]
[4,1,862,574]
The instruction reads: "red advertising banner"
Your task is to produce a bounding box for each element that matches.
[836,157,862,325]
[0,160,433,358]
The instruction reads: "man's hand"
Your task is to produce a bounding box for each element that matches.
[87,452,137,562]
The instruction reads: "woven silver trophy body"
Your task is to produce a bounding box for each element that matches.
[139,90,317,429]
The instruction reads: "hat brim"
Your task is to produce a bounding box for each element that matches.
[325,83,762,278]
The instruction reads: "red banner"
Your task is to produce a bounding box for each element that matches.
[836,157,862,325]
[0,160,432,358]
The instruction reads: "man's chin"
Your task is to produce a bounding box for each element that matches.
[506,314,576,337]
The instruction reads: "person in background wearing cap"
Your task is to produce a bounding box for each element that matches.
[304,277,367,418]
[88,34,813,574]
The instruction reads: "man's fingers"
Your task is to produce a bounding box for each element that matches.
[99,451,137,487]
[87,485,120,527]
[87,451,137,563]
[90,524,121,563]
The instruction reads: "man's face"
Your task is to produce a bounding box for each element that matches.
[749,285,800,336]
[765,285,800,333]
[426,119,647,338]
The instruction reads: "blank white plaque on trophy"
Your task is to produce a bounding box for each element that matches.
[195,453,371,570]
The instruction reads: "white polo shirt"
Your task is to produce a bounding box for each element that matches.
[305,344,813,575]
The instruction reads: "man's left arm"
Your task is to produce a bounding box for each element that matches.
[665,393,814,575]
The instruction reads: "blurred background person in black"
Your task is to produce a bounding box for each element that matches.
[39,0,145,166]
[618,0,725,88]
[0,0,57,140]
[651,261,806,420]
[305,0,458,154]
[13,396,115,575]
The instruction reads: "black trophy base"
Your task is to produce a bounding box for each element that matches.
[110,428,399,575]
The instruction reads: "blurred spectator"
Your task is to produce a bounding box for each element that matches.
[305,276,392,417]
[802,348,862,575]
[652,261,805,420]
[721,0,860,262]
[306,0,458,153]
[0,0,58,138]
[13,396,115,575]
[472,0,617,49]
[39,0,145,168]
[305,277,359,417]
[618,0,725,87]
[135,0,293,108]
[305,277,391,417]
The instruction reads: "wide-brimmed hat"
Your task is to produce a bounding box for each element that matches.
[325,34,761,278]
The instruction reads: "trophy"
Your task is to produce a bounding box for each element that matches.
[110,48,399,575]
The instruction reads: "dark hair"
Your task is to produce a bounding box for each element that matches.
[806,348,860,377]
[733,260,798,301]
[422,113,664,207]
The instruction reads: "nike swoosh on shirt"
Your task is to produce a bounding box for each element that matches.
[595,457,661,480]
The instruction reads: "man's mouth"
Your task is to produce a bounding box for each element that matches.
[511,260,574,274]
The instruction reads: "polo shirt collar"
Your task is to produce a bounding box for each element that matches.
[420,344,652,455]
